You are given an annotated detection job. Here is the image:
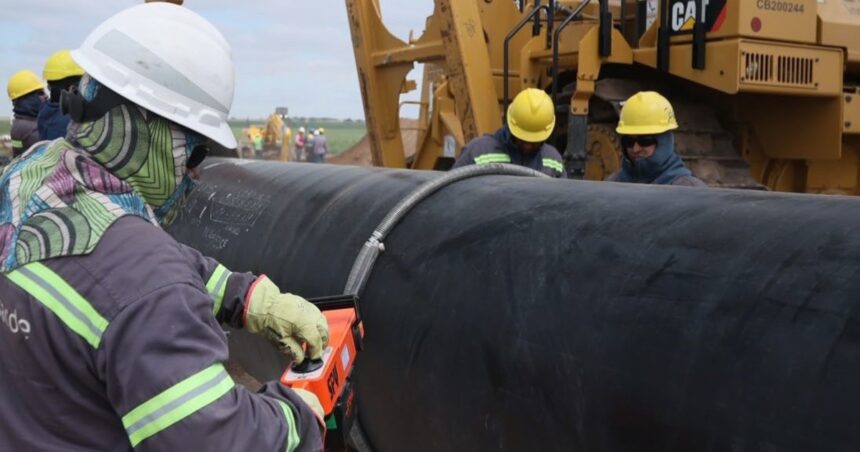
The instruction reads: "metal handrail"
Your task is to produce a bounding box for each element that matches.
[503,4,550,116]
[550,0,592,103]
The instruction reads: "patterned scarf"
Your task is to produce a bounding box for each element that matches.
[0,76,201,272]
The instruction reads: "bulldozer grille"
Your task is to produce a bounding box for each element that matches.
[742,52,816,88]
[777,56,815,86]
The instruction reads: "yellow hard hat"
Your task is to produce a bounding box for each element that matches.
[43,50,85,82]
[506,88,555,143]
[616,91,679,135]
[7,70,45,101]
[318,127,325,134]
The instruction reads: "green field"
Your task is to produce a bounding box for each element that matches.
[0,118,366,155]
[229,119,366,155]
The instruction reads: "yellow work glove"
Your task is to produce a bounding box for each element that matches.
[292,388,325,420]
[244,276,329,363]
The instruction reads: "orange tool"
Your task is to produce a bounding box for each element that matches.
[281,295,363,419]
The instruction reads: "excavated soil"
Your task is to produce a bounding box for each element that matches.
[329,119,419,166]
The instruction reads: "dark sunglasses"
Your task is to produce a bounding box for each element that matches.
[622,135,659,148]
[187,145,209,169]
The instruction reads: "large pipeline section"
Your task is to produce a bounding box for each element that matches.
[169,159,860,451]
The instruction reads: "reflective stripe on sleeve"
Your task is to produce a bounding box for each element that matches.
[542,158,564,173]
[276,400,302,452]
[206,264,231,315]
[122,363,234,447]
[474,153,512,165]
[5,262,109,348]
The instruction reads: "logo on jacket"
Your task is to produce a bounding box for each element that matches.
[0,298,31,337]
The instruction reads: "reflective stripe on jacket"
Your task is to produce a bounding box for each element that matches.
[0,216,322,451]
[10,115,39,157]
[452,131,567,178]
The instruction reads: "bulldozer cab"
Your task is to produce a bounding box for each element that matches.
[347,0,860,194]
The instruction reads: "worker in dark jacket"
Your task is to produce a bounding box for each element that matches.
[6,69,46,157]
[608,91,706,187]
[0,4,327,451]
[453,88,566,178]
[37,49,85,141]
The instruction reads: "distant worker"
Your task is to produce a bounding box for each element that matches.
[311,128,328,163]
[37,50,85,141]
[253,132,264,158]
[294,126,306,161]
[453,88,566,178]
[6,70,46,157]
[608,91,706,187]
[305,128,316,161]
[281,125,292,161]
[0,4,326,451]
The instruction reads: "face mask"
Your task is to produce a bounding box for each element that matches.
[70,75,205,225]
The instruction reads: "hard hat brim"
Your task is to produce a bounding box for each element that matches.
[71,46,238,149]
[10,85,46,101]
[615,123,678,136]
[44,68,86,82]
[507,116,555,143]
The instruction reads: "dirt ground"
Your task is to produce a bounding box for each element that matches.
[329,119,419,166]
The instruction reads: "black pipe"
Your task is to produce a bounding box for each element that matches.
[551,0,592,103]
[658,0,671,71]
[532,0,543,37]
[692,0,706,69]
[171,159,860,451]
[503,4,549,117]
[598,0,612,56]
[545,0,555,49]
[636,0,647,44]
[620,0,627,41]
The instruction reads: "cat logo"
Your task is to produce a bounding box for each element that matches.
[671,0,710,31]
[668,0,728,34]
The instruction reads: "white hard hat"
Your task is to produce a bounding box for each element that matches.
[71,3,237,148]
[299,126,306,133]
[314,130,320,136]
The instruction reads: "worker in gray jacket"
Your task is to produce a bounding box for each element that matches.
[0,4,327,451]
[7,69,46,157]
[311,128,328,163]
[453,88,566,178]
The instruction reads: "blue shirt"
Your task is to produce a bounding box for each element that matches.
[37,102,70,141]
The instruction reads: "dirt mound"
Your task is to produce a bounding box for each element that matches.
[329,118,419,166]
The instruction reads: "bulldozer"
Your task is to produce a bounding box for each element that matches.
[346,0,860,194]
[241,107,293,161]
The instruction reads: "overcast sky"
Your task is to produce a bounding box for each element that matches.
[0,0,435,119]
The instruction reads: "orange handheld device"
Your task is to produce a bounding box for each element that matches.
[281,295,363,443]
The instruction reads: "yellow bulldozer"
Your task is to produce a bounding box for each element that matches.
[241,107,293,161]
[346,0,860,194]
